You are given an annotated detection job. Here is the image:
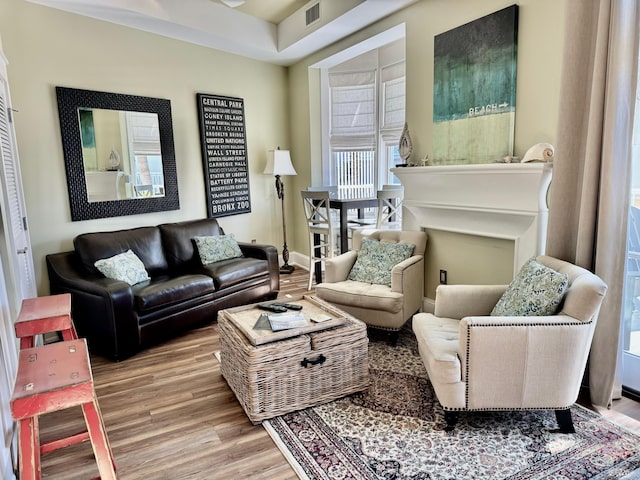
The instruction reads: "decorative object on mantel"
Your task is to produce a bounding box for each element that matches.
[264,147,297,274]
[398,122,413,163]
[107,145,120,171]
[522,142,555,163]
[421,154,431,166]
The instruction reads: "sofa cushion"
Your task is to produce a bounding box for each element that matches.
[412,313,462,385]
[315,280,404,313]
[159,218,223,271]
[202,257,268,289]
[132,274,215,312]
[194,234,243,265]
[491,257,569,317]
[348,238,414,286]
[75,226,168,276]
[94,249,150,286]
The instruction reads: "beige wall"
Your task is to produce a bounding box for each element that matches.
[424,230,514,299]
[0,0,290,294]
[288,0,566,291]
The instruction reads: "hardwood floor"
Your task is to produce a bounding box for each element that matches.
[38,272,312,480]
[35,267,640,479]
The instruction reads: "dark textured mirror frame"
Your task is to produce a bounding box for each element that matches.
[55,86,180,221]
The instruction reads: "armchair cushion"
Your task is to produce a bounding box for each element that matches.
[314,280,404,313]
[347,238,414,286]
[491,257,568,317]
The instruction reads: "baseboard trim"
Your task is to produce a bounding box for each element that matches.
[622,386,640,402]
[289,251,310,271]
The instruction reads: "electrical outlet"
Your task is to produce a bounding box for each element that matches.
[439,269,447,285]
[251,239,257,244]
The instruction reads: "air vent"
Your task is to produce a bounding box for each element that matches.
[305,2,320,26]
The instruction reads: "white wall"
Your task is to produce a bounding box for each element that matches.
[0,0,290,294]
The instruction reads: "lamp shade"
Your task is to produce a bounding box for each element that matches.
[264,149,297,176]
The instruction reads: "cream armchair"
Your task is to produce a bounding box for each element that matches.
[413,256,607,432]
[315,229,427,343]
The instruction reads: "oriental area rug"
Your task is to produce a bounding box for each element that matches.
[263,328,640,480]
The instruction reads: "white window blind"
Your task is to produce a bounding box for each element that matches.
[126,111,161,155]
[329,70,376,150]
[381,61,406,141]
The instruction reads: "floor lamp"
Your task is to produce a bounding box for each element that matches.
[264,147,297,274]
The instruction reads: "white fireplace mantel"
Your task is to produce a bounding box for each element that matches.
[391,162,553,275]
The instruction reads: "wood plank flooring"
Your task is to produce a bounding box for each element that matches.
[35,268,640,479]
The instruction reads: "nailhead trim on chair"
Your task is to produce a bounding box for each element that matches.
[444,405,573,412]
[462,318,595,410]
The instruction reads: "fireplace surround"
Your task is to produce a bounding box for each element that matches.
[392,163,553,302]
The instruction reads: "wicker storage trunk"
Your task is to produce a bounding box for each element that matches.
[218,296,369,424]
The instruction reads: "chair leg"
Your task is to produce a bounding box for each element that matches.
[554,409,575,433]
[387,331,399,346]
[18,417,40,480]
[444,411,458,432]
[81,400,118,479]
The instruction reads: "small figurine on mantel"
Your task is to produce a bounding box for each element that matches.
[107,146,121,171]
[521,143,554,163]
[497,143,555,164]
[399,122,413,164]
[421,154,431,166]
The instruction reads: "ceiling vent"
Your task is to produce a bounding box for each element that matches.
[305,2,320,26]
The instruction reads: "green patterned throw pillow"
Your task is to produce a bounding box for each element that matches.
[94,249,150,286]
[348,238,415,287]
[194,234,243,265]
[491,257,569,316]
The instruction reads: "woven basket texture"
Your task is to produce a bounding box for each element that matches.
[219,300,369,424]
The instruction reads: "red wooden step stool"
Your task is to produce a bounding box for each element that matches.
[10,338,118,480]
[14,293,77,349]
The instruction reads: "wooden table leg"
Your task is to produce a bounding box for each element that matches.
[339,206,349,254]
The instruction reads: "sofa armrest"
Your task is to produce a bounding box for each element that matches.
[46,251,138,360]
[238,242,275,261]
[324,251,358,283]
[434,284,507,319]
[459,314,595,409]
[238,242,280,295]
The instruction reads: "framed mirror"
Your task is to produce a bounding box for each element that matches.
[56,86,180,221]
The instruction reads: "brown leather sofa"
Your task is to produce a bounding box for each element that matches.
[46,218,279,361]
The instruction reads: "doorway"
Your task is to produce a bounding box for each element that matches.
[621,73,640,395]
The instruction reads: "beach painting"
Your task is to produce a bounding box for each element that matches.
[433,5,519,164]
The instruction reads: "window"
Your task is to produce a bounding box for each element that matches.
[380,61,406,185]
[622,54,640,393]
[125,111,165,197]
[323,47,406,197]
[329,70,377,198]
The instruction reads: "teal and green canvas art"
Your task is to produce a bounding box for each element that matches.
[433,5,518,164]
